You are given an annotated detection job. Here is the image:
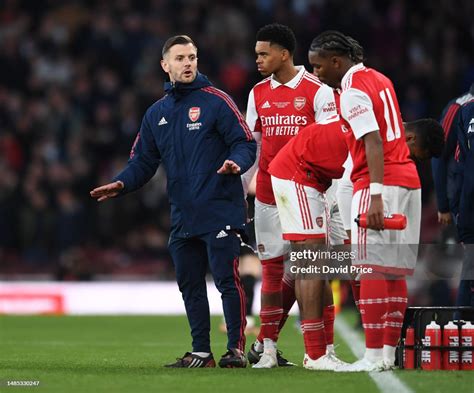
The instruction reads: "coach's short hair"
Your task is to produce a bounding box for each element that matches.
[162,35,197,58]
[256,24,296,55]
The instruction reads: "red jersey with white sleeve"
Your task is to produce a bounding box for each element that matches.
[245,66,337,204]
[268,116,348,192]
[339,63,420,192]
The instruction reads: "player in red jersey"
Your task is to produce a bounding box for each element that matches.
[308,31,441,371]
[268,115,349,370]
[269,116,348,192]
[242,24,338,368]
[270,114,444,370]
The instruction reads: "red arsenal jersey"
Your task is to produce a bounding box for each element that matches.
[268,116,348,192]
[339,64,420,192]
[246,66,337,204]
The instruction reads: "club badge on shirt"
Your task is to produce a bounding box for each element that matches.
[294,97,306,111]
[316,217,324,228]
[189,107,201,122]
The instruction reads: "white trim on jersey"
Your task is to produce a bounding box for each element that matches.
[303,74,323,93]
[318,114,340,125]
[242,89,261,197]
[270,65,306,89]
[336,177,353,231]
[246,88,259,131]
[341,63,366,92]
[342,154,353,180]
[336,155,354,231]
[241,131,261,197]
[340,87,380,140]
[303,72,323,86]
[313,83,338,122]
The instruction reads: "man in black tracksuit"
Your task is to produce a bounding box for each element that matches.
[91,35,256,368]
[432,84,474,308]
[453,93,474,308]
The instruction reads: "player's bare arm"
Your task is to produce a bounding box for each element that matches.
[90,181,124,202]
[363,131,384,230]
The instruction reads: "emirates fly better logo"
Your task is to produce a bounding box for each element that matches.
[188,107,201,122]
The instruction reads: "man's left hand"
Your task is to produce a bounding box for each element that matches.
[217,160,241,174]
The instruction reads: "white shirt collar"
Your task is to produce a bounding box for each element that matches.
[341,63,365,89]
[270,65,306,89]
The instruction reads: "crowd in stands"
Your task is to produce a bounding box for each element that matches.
[0,0,472,281]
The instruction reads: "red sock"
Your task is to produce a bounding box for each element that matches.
[359,279,387,349]
[384,278,407,346]
[323,305,335,346]
[301,319,326,360]
[258,306,283,342]
[350,280,361,309]
[277,275,296,335]
[257,258,284,343]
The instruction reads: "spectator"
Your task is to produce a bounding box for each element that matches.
[0,0,472,279]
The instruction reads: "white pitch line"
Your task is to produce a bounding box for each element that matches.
[335,317,413,393]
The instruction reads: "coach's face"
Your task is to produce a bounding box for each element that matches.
[161,43,198,83]
[255,41,286,77]
[308,49,342,89]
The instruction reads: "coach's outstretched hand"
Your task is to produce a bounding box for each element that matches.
[90,181,124,202]
[217,159,241,175]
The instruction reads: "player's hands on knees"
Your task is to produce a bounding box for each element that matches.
[366,194,384,230]
[438,211,452,226]
[90,181,124,202]
[217,159,241,174]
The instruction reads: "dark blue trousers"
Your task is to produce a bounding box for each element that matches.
[169,230,247,353]
[456,280,474,307]
[456,240,474,308]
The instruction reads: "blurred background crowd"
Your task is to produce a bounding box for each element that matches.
[0,0,473,295]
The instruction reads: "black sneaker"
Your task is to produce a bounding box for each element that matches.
[247,342,296,367]
[247,342,262,364]
[164,352,216,368]
[218,348,247,368]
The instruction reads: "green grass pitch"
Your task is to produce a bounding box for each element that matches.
[0,312,473,393]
